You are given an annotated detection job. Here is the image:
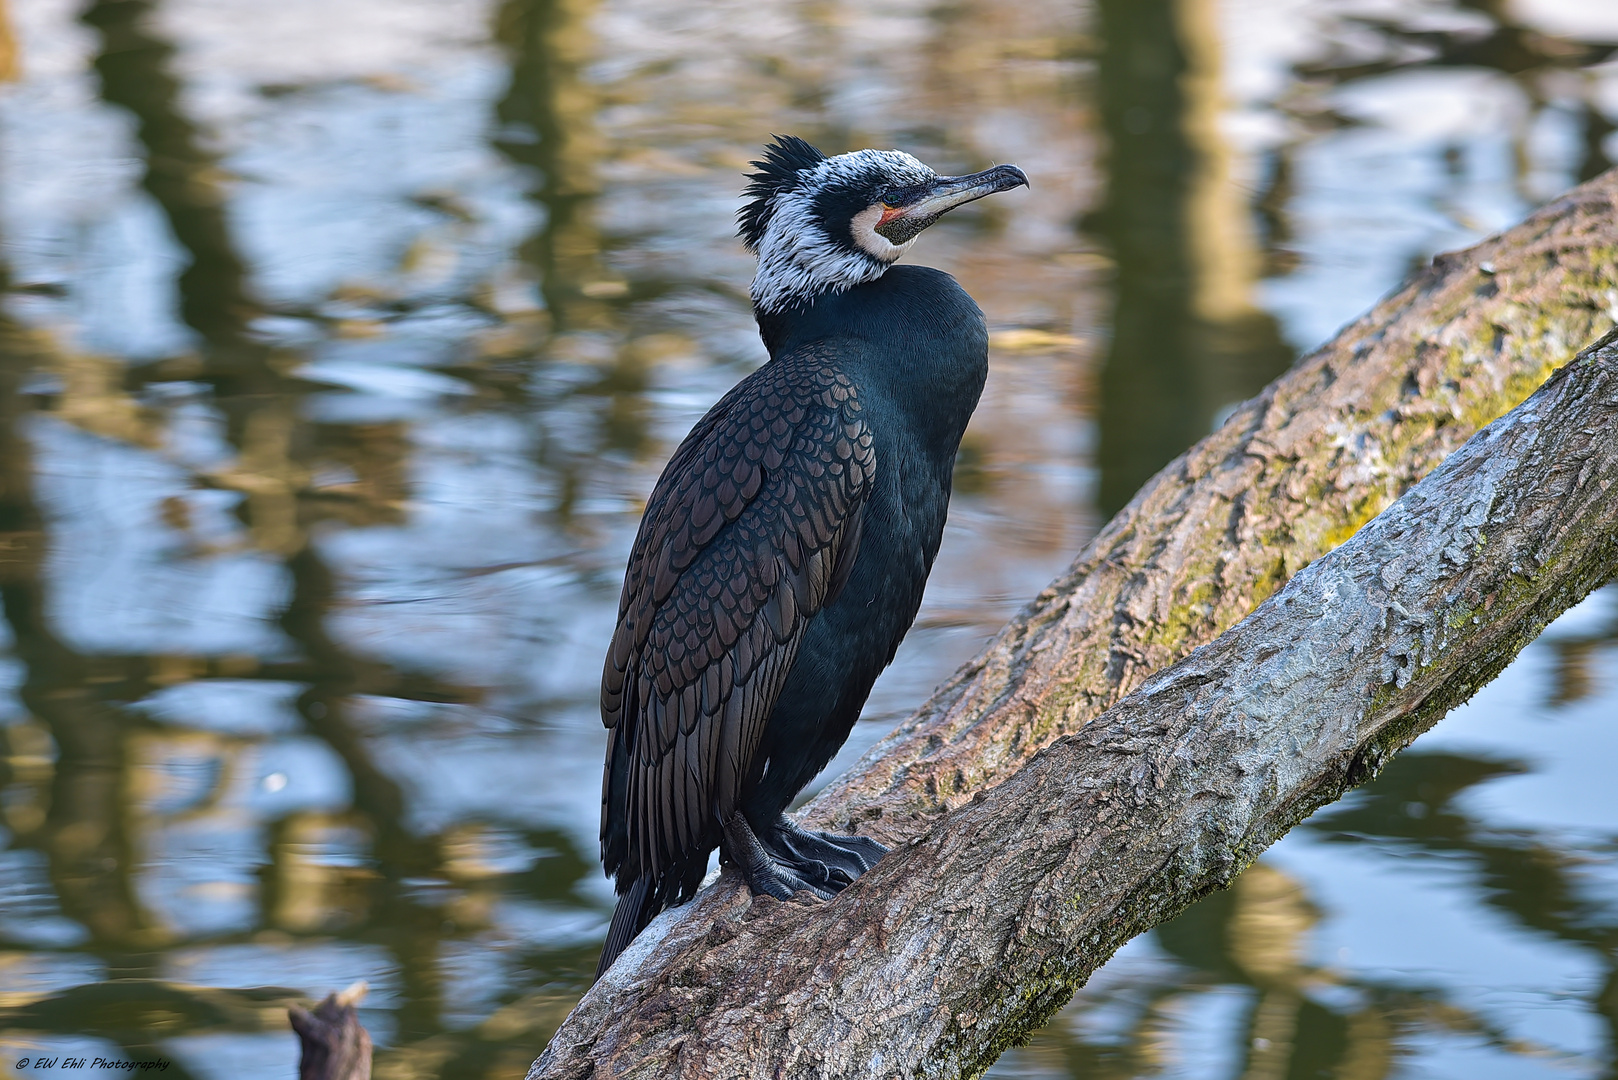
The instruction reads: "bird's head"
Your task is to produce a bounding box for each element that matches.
[738,135,1029,314]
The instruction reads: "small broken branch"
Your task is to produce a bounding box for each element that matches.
[290,981,372,1080]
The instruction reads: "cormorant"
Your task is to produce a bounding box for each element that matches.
[597,135,1027,976]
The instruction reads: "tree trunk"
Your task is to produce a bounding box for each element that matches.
[531,171,1618,1078]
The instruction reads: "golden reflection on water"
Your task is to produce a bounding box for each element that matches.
[0,0,19,85]
[0,0,1616,1076]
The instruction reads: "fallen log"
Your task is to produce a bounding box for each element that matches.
[532,170,1618,1078]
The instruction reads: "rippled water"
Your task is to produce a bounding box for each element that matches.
[0,0,1615,1076]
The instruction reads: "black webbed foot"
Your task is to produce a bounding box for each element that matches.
[764,817,888,892]
[721,813,836,901]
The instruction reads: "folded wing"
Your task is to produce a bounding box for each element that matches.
[600,345,875,901]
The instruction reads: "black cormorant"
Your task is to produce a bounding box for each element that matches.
[597,135,1027,976]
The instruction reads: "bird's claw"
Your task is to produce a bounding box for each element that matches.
[766,820,888,893]
[722,812,887,901]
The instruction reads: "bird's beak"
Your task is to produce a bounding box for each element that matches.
[875,164,1029,244]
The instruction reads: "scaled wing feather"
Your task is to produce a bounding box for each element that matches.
[599,345,876,895]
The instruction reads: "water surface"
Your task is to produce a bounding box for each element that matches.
[1,0,1616,1076]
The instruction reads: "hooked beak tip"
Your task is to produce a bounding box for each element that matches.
[874,162,1031,244]
[960,164,1028,197]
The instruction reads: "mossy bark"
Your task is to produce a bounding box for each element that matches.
[531,171,1618,1079]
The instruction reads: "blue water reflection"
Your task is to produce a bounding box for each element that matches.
[0,0,1615,1076]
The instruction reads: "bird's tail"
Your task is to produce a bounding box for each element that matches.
[595,875,658,980]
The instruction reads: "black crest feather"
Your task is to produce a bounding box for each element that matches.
[737,135,827,252]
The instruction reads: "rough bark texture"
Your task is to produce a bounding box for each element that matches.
[532,170,1618,1078]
